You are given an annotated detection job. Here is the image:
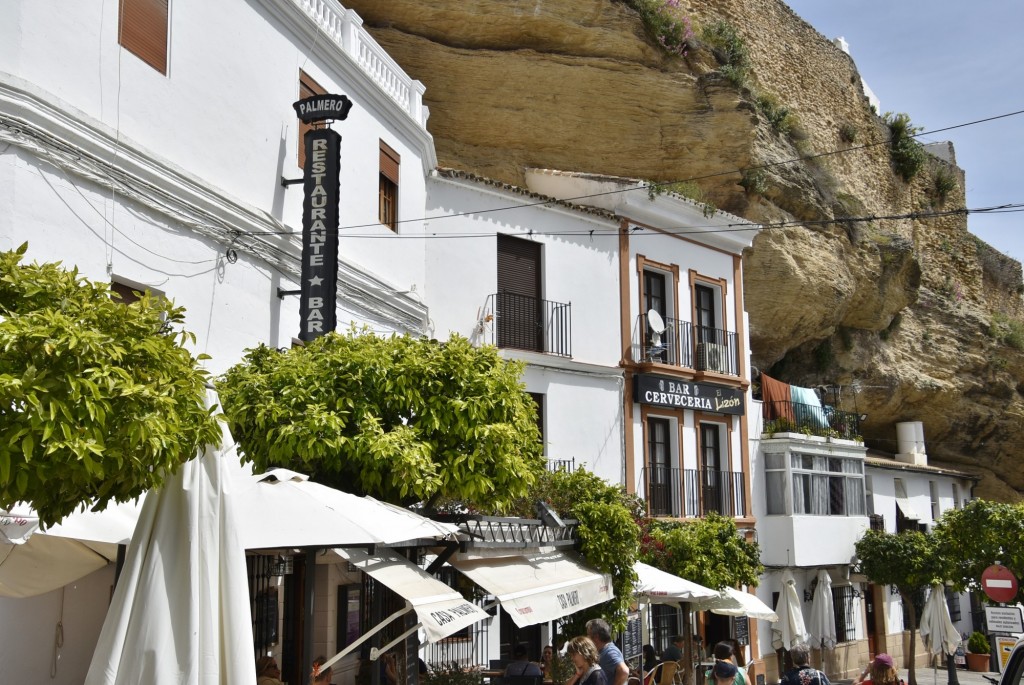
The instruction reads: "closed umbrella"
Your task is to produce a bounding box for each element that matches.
[920,584,962,685]
[807,569,836,650]
[771,571,808,650]
[84,394,255,685]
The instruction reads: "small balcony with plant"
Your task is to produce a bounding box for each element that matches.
[482,292,571,357]
[760,400,862,441]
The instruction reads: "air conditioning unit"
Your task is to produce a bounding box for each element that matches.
[696,342,729,373]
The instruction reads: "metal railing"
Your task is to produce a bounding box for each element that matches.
[761,400,861,440]
[640,466,746,518]
[546,457,576,472]
[686,468,746,518]
[631,313,693,367]
[484,292,571,357]
[694,326,739,376]
[868,514,885,531]
[641,465,682,518]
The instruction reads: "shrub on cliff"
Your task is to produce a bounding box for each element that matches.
[884,112,926,182]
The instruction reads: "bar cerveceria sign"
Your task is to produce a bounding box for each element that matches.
[635,373,745,415]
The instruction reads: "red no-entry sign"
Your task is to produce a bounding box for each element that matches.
[981,564,1019,603]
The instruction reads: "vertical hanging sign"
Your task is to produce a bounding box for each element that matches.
[292,93,351,342]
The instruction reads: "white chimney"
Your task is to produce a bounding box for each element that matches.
[895,421,927,465]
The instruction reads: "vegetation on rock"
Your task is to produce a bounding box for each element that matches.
[218,331,544,509]
[883,112,926,182]
[0,244,220,526]
[699,19,750,87]
[627,0,694,58]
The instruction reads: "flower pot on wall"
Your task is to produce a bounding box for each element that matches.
[966,652,990,672]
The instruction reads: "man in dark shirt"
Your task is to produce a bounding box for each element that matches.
[780,646,830,685]
[505,644,543,677]
[662,636,685,663]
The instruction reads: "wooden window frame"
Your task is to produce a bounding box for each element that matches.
[297,70,326,168]
[379,140,400,231]
[118,0,169,74]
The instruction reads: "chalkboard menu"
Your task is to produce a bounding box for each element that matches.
[733,616,749,646]
[622,612,643,662]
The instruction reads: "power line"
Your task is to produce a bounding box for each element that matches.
[240,108,1024,238]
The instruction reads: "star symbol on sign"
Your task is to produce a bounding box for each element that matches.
[308,275,323,287]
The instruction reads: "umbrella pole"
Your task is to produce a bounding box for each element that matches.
[945,654,960,685]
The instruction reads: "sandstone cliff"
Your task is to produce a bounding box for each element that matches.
[343,0,1024,500]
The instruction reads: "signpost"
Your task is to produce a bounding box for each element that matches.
[982,564,1019,604]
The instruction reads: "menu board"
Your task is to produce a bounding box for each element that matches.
[622,612,643,662]
[733,616,749,646]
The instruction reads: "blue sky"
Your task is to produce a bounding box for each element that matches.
[783,1,1024,259]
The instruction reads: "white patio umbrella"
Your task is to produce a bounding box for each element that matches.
[85,395,255,685]
[807,569,836,650]
[691,586,779,621]
[634,561,719,603]
[0,498,141,598]
[920,584,961,658]
[771,571,809,650]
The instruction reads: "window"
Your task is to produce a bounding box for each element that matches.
[699,422,729,515]
[791,453,865,516]
[832,585,858,643]
[764,452,786,515]
[111,279,163,306]
[647,417,673,517]
[297,71,326,168]
[945,587,962,622]
[929,480,940,520]
[336,584,362,649]
[695,284,717,338]
[379,140,400,231]
[650,604,681,656]
[119,0,168,74]
[496,234,543,352]
[952,483,961,509]
[865,475,874,515]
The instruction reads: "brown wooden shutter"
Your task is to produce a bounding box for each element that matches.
[379,141,400,184]
[118,0,168,74]
[497,234,541,298]
[298,71,326,168]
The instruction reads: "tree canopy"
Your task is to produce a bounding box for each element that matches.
[933,498,1024,603]
[217,330,545,509]
[639,512,763,591]
[855,529,945,685]
[504,467,642,633]
[0,245,220,526]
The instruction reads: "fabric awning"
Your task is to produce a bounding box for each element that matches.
[894,479,921,520]
[633,562,718,604]
[449,551,612,627]
[336,548,489,643]
[689,587,778,621]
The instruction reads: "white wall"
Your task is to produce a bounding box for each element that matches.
[0,565,115,685]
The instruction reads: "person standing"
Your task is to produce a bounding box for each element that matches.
[586,618,629,685]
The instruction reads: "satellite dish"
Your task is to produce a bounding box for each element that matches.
[647,309,666,348]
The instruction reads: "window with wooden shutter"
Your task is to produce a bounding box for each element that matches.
[297,71,326,168]
[118,0,169,74]
[379,140,400,231]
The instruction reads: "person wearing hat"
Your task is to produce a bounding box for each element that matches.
[856,654,900,685]
[705,642,747,685]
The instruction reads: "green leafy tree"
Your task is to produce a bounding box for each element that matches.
[217,330,544,509]
[933,498,1024,602]
[0,244,220,526]
[639,513,763,590]
[504,467,642,634]
[855,529,946,685]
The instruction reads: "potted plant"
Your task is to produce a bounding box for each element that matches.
[966,631,991,672]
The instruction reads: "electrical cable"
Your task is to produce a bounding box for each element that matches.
[243,108,1024,237]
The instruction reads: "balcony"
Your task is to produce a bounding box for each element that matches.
[484,293,571,357]
[546,457,576,473]
[761,400,861,440]
[640,465,747,518]
[630,316,739,376]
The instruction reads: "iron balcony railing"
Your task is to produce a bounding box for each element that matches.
[687,468,746,518]
[640,466,746,518]
[630,317,740,377]
[631,313,693,367]
[485,292,571,357]
[546,457,576,473]
[694,326,739,376]
[868,513,885,531]
[761,400,861,440]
